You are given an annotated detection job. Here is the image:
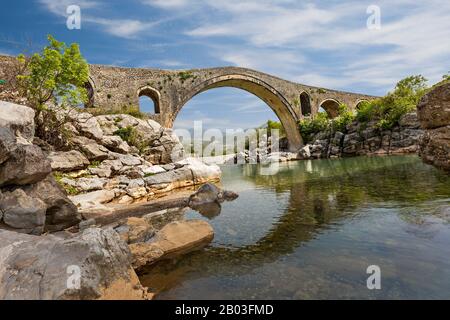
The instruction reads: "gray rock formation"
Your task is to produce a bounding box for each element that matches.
[0,101,81,234]
[0,227,149,299]
[129,220,214,269]
[0,100,35,141]
[417,82,450,171]
[302,112,423,159]
[0,189,46,235]
[0,143,51,186]
[48,150,90,172]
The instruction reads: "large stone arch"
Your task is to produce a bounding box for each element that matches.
[171,74,303,152]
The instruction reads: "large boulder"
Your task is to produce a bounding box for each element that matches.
[70,112,104,141]
[177,157,221,184]
[130,220,214,269]
[21,175,81,232]
[417,82,450,171]
[48,150,90,172]
[0,189,46,235]
[188,183,238,207]
[101,135,131,154]
[417,82,450,129]
[419,125,450,170]
[0,228,149,299]
[0,144,51,187]
[0,101,35,141]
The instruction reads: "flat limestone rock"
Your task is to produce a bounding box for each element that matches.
[130,219,214,269]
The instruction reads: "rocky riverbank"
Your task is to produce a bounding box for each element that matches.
[297,112,423,160]
[0,100,228,299]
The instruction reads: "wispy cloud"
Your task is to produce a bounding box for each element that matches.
[141,0,192,9]
[37,0,450,94]
[38,0,155,39]
[180,0,450,93]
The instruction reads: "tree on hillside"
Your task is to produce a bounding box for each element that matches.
[17,35,89,147]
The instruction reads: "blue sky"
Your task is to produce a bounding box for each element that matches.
[1,0,449,129]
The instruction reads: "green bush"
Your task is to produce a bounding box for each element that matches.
[299,104,356,142]
[16,35,89,148]
[113,125,147,152]
[266,120,285,136]
[178,71,194,81]
[332,104,355,132]
[355,75,429,129]
[299,112,330,143]
[114,126,134,142]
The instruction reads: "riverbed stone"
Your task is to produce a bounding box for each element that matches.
[130,220,214,269]
[188,183,239,207]
[144,166,195,193]
[69,189,116,209]
[114,217,155,244]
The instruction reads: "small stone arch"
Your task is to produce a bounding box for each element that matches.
[355,99,369,110]
[319,99,340,118]
[299,91,311,116]
[138,86,161,114]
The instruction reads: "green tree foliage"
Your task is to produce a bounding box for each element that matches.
[332,104,355,132]
[16,35,89,147]
[299,104,355,143]
[442,72,450,81]
[266,119,285,136]
[298,112,330,143]
[356,75,429,129]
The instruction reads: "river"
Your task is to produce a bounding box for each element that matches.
[140,155,450,299]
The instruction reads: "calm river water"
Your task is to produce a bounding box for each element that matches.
[140,155,450,299]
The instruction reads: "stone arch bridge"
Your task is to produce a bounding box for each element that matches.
[87,64,375,151]
[0,55,375,151]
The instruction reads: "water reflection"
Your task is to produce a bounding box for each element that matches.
[190,202,222,219]
[139,155,450,299]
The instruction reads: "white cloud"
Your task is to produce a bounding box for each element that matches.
[182,0,450,93]
[141,0,191,9]
[82,16,153,39]
[38,0,100,16]
[38,0,154,39]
